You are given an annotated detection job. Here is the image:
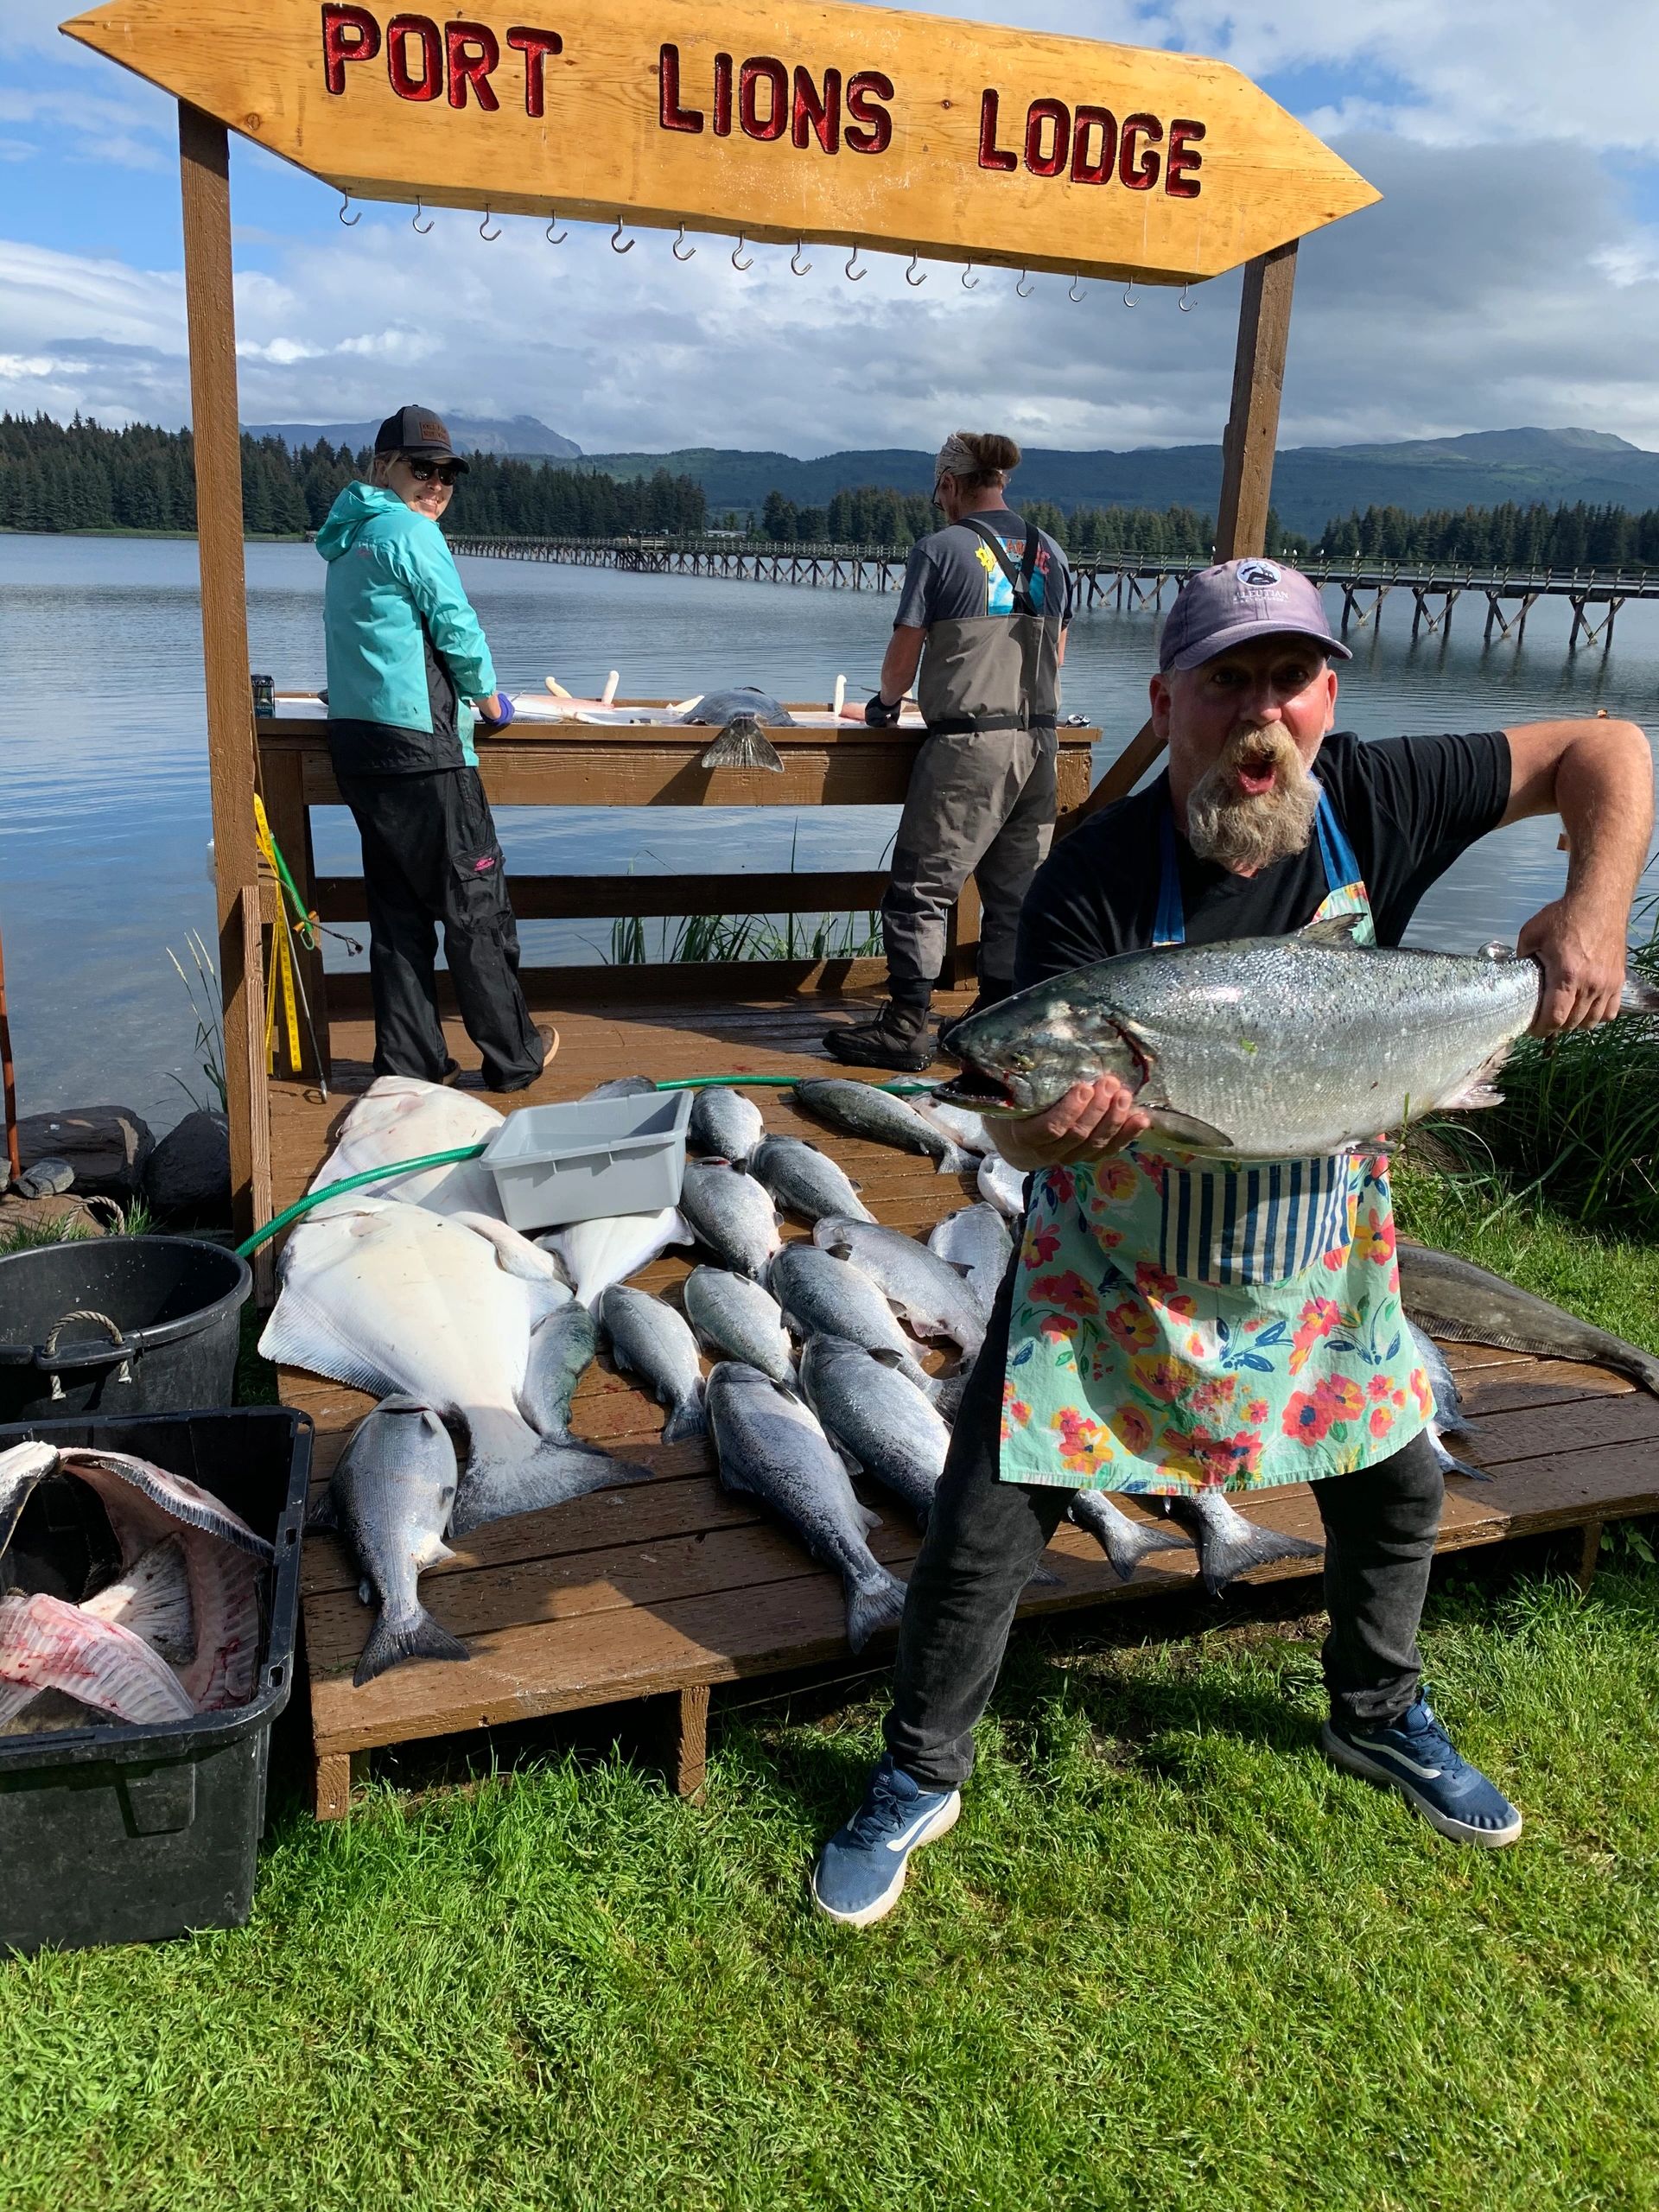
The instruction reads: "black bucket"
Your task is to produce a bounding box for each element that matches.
[0,1237,252,1422]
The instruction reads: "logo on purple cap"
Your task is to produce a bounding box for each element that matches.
[1236,558,1283,589]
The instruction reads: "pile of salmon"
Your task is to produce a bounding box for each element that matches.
[0,1440,272,1736]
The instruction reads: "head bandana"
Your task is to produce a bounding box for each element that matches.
[933,432,988,497]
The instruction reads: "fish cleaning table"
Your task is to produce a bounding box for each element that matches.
[270,992,1659,1820]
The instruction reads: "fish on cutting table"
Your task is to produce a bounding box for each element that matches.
[1157,1490,1323,1596]
[688,1085,766,1165]
[680,1160,783,1278]
[310,1396,468,1687]
[750,1135,875,1225]
[976,1152,1029,1221]
[1407,1319,1491,1484]
[682,1266,796,1384]
[600,1285,707,1446]
[680,688,793,772]
[261,1196,631,1538]
[538,1208,694,1309]
[936,924,1659,1157]
[0,1589,194,1726]
[519,1303,600,1441]
[799,1336,950,1528]
[60,1449,270,1709]
[768,1243,938,1399]
[791,1078,976,1174]
[705,1363,906,1653]
[1067,1492,1194,1581]
[811,1217,986,1359]
[311,1075,505,1217]
[927,1205,1013,1319]
[1397,1243,1659,1397]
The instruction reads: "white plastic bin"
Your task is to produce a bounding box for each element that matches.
[480,1090,692,1230]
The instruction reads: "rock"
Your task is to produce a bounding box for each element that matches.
[15,1106,153,1199]
[143,1109,231,1218]
[16,1159,74,1199]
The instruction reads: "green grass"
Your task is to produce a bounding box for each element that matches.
[5,1564,1659,2209]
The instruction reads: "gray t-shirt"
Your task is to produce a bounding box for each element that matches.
[893,511,1074,630]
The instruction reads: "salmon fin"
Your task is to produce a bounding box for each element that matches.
[660,1397,708,1446]
[306,1489,340,1534]
[1024,1560,1064,1588]
[1440,1080,1503,1110]
[699,719,784,772]
[1300,912,1366,947]
[1150,1107,1234,1149]
[1620,975,1659,1014]
[1445,1453,1495,1484]
[354,1605,469,1688]
[845,1567,907,1654]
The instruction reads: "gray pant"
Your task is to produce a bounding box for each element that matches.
[884,1264,1446,1791]
[880,726,1058,998]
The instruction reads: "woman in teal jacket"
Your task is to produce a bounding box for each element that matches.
[318,405,553,1090]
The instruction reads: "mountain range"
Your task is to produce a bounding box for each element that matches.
[242,419,1659,533]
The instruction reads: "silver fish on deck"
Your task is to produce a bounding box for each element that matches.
[683,1266,796,1384]
[689,1085,766,1165]
[750,1135,875,1224]
[1068,1492,1194,1581]
[936,921,1659,1158]
[811,1216,986,1359]
[1159,1490,1324,1596]
[1397,1243,1659,1397]
[791,1078,976,1174]
[799,1336,950,1528]
[768,1243,938,1398]
[705,1363,906,1653]
[927,1204,1013,1319]
[518,1303,600,1441]
[680,1160,783,1278]
[310,1396,467,1687]
[976,1152,1028,1222]
[583,1076,657,1100]
[600,1285,707,1446]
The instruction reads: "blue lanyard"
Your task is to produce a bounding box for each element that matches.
[1154,780,1362,948]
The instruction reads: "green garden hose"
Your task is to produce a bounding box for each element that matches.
[233,1074,940,1259]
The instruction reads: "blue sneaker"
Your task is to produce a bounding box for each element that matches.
[810,1754,963,1926]
[1321,1694,1522,1847]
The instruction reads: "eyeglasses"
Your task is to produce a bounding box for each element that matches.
[405,458,463,485]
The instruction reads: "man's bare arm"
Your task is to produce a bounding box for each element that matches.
[877,625,925,709]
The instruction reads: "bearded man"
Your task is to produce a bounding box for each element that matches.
[810,556,1656,1928]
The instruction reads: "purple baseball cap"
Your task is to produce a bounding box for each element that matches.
[1159,556,1350,671]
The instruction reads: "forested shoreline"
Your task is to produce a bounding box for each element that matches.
[7,411,1659,569]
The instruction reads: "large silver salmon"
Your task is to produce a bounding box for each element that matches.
[936,918,1659,1159]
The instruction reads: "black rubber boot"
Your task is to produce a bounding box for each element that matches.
[822,997,938,1071]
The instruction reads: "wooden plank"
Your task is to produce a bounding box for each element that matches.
[311,870,890,925]
[178,100,260,1238]
[67,3,1379,286]
[670,1683,710,1802]
[238,886,276,1305]
[324,957,895,1014]
[1215,240,1299,559]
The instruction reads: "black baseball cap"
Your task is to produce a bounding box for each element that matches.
[372,405,467,469]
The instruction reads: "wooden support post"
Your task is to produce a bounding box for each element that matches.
[1575,1519,1603,1595]
[239,886,276,1305]
[670,1682,710,1800]
[1215,240,1299,559]
[179,103,260,1237]
[313,1747,370,1821]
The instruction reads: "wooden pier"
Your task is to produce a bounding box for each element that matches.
[448,535,1659,652]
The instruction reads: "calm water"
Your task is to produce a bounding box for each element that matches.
[1,532,1655,1130]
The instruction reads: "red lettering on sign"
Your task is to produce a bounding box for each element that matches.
[321,3,379,95]
[1070,105,1116,185]
[446,19,499,111]
[1166,117,1205,197]
[713,51,733,136]
[385,12,440,100]
[844,70,893,156]
[791,66,841,153]
[658,41,703,132]
[1023,98,1068,177]
[739,56,787,141]
[506,27,562,118]
[976,88,1016,172]
[1119,111,1162,189]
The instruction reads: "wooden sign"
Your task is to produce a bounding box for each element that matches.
[62,0,1376,282]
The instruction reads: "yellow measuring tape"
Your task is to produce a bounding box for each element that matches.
[253,794,303,1076]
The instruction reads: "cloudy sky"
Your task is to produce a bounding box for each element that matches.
[6,0,1658,455]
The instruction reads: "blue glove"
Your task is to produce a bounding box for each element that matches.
[864,694,901,728]
[478,691,514,728]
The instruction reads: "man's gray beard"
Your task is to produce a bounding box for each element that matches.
[1185,736,1321,871]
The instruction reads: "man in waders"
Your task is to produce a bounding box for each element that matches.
[811,556,1655,1925]
[318,406,555,1092]
[823,431,1073,1072]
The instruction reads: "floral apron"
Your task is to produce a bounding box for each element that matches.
[999,788,1431,1496]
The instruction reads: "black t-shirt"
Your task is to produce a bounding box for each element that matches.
[1014,728,1511,988]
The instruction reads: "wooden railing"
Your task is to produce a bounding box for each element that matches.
[255,704,1099,1081]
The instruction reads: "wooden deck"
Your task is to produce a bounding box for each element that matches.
[273,987,1659,1818]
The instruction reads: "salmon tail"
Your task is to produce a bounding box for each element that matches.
[661,1396,709,1446]
[1192,1519,1323,1597]
[845,1567,907,1654]
[355,1603,468,1688]
[1069,1492,1194,1582]
[699,718,784,772]
[1620,974,1659,1015]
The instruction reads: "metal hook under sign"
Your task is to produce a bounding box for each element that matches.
[1015,269,1033,298]
[791,240,812,276]
[672,224,696,261]
[479,208,501,241]
[906,252,927,287]
[611,216,634,253]
[1179,283,1194,312]
[411,196,433,236]
[844,244,866,282]
[1123,274,1139,307]
[545,207,568,245]
[338,192,359,226]
[732,234,753,270]
[1068,272,1085,302]
[961,264,979,291]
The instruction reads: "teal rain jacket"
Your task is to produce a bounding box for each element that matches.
[317,482,496,767]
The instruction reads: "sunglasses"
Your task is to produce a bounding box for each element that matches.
[406,458,463,485]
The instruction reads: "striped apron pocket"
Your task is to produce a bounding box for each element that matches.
[1159,1155,1354,1288]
